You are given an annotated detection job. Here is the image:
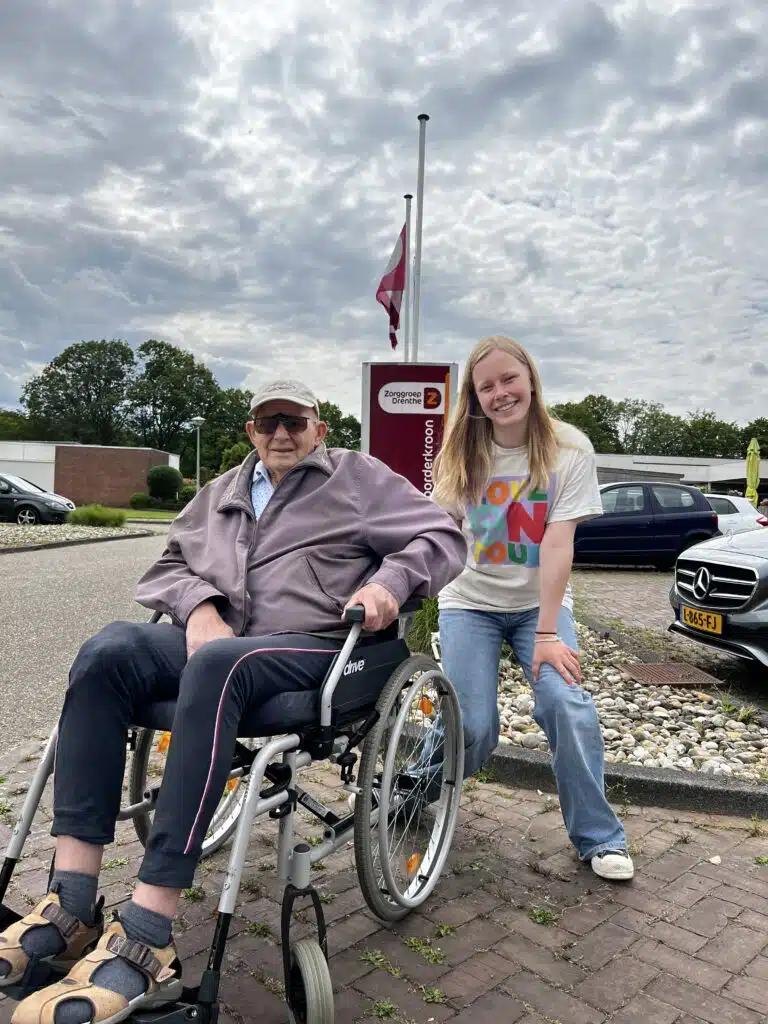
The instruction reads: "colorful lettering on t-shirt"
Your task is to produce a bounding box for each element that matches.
[467,475,554,568]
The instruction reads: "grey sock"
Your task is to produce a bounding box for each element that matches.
[0,871,99,979]
[119,900,173,950]
[52,870,99,928]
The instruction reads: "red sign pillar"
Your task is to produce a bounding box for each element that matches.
[361,362,458,496]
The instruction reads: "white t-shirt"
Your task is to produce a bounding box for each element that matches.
[436,421,603,613]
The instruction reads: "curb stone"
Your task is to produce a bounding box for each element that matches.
[0,529,158,555]
[486,741,768,817]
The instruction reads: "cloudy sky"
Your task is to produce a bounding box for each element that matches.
[1,0,766,427]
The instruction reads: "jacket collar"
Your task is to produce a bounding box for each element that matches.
[217,444,333,514]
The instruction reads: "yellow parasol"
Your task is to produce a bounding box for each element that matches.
[745,437,760,506]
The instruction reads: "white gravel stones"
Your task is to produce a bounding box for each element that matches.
[488,623,767,783]
[0,523,149,550]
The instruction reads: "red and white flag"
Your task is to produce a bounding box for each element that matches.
[376,224,407,350]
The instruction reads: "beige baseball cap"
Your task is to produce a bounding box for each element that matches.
[249,379,320,417]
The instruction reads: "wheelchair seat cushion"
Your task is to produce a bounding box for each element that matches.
[132,691,320,736]
[131,637,411,738]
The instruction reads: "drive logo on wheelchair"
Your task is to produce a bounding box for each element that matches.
[343,658,366,676]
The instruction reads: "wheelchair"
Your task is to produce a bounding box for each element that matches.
[0,598,464,1023]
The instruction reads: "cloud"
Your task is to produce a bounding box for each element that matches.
[0,0,766,429]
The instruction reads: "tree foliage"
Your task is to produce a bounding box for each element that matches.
[551,394,757,460]
[179,387,251,478]
[147,464,184,500]
[319,400,361,450]
[127,340,220,453]
[549,394,622,453]
[219,441,252,474]
[0,410,33,441]
[20,339,136,444]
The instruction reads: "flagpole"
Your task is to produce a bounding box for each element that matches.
[402,193,413,363]
[411,113,429,363]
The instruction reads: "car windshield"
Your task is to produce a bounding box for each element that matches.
[0,474,47,493]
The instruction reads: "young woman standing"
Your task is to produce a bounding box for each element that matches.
[432,335,633,881]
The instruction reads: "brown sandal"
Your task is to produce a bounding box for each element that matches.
[0,893,102,988]
[11,920,183,1024]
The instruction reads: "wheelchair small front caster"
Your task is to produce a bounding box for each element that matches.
[286,938,334,1024]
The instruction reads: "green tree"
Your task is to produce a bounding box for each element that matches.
[0,409,32,440]
[147,464,184,500]
[616,399,687,456]
[319,401,361,450]
[681,410,743,459]
[549,394,623,453]
[20,339,136,444]
[219,441,252,474]
[179,387,251,478]
[741,418,768,455]
[127,340,219,453]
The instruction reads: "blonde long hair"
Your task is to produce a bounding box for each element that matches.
[433,335,560,508]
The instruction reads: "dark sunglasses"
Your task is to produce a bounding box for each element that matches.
[252,413,313,434]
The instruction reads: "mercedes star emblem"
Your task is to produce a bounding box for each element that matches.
[692,566,711,601]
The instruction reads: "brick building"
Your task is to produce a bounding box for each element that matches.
[0,441,180,506]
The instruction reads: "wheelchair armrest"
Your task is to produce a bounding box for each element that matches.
[342,596,423,627]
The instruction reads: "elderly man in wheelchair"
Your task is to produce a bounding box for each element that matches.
[0,379,467,1024]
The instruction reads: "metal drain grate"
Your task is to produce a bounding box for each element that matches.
[616,662,721,688]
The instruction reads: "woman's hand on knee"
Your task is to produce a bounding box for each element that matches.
[532,639,581,685]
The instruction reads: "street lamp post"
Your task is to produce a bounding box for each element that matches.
[190,416,205,493]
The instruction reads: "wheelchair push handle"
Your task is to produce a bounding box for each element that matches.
[342,604,366,624]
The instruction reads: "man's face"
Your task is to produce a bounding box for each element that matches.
[246,399,327,482]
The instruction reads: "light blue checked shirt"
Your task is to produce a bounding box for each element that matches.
[250,460,274,519]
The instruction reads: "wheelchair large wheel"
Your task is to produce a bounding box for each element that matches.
[287,938,334,1024]
[129,728,256,858]
[353,654,463,922]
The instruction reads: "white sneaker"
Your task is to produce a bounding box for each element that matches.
[590,849,634,881]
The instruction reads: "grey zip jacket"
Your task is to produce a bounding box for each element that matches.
[135,445,467,637]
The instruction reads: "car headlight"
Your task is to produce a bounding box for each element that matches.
[44,501,66,509]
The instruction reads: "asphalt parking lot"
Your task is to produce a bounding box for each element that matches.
[0,532,169,751]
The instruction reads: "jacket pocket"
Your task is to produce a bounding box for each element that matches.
[301,551,375,612]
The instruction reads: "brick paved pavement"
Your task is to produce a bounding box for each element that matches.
[571,566,679,636]
[0,737,766,1022]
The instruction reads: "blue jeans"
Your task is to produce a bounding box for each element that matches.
[438,605,626,861]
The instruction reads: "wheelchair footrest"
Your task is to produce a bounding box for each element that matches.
[131,987,218,1023]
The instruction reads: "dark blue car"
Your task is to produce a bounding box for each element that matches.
[573,481,720,569]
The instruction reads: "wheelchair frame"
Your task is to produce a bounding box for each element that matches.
[0,603,464,1023]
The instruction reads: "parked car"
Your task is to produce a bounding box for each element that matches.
[573,481,719,569]
[705,493,768,536]
[668,529,768,668]
[0,473,76,525]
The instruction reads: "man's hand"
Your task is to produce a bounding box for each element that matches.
[186,601,234,658]
[343,583,399,632]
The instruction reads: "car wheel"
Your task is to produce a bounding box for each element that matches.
[16,505,40,526]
